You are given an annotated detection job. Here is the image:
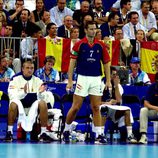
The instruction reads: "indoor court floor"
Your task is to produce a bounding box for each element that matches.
[0,142,158,158]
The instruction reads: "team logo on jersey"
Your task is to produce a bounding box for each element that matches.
[97,50,100,53]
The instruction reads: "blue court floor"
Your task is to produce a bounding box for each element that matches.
[0,142,158,158]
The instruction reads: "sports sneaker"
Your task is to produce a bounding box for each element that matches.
[63,131,70,143]
[38,132,51,143]
[139,135,148,144]
[5,131,13,142]
[127,134,137,144]
[95,135,108,144]
[100,106,108,117]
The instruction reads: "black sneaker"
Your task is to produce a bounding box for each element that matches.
[38,133,51,143]
[127,134,137,144]
[5,131,13,142]
[63,131,70,143]
[95,135,108,144]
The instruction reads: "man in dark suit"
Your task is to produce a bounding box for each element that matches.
[12,8,37,37]
[57,15,73,38]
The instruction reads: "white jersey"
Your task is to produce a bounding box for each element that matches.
[8,73,43,101]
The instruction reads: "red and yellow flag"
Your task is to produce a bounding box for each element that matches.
[38,38,71,72]
[141,41,158,82]
[105,40,120,65]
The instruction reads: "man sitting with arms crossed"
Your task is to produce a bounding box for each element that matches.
[5,60,52,142]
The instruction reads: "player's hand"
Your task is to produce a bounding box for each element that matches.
[66,80,73,93]
[105,81,112,90]
[39,84,47,93]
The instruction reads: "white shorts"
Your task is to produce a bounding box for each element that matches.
[74,75,103,97]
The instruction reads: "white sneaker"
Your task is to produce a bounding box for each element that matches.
[139,135,148,144]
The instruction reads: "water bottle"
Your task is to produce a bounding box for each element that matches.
[113,130,120,144]
[106,130,110,142]
[26,132,30,142]
[71,131,77,143]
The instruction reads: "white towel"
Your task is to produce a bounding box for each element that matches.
[10,99,39,132]
[100,104,134,127]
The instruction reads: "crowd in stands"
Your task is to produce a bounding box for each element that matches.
[1,0,158,144]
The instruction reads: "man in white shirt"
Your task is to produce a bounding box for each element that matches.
[49,0,73,27]
[122,11,147,39]
[137,1,158,41]
[111,0,141,11]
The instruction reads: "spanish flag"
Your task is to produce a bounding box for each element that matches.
[104,40,120,65]
[38,38,71,72]
[141,41,158,82]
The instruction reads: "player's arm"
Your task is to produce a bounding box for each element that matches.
[104,62,111,88]
[66,57,77,90]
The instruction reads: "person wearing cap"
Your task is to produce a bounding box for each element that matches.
[128,57,151,85]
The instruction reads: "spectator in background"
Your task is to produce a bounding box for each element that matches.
[0,11,7,36]
[35,56,60,83]
[114,27,123,40]
[122,11,147,39]
[79,14,93,39]
[70,27,80,50]
[0,0,9,22]
[30,0,45,23]
[111,0,141,12]
[45,22,61,41]
[137,72,158,144]
[136,29,146,42]
[35,10,51,36]
[117,0,131,27]
[20,24,42,70]
[1,24,21,73]
[57,15,73,38]
[0,55,15,82]
[128,57,151,85]
[8,0,24,24]
[73,0,94,27]
[49,0,73,27]
[95,28,102,40]
[92,0,107,28]
[100,12,119,40]
[137,1,158,41]
[135,29,146,58]
[12,8,37,38]
[151,0,158,27]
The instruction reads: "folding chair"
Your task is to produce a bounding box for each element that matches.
[61,93,92,142]
[122,94,141,120]
[47,93,64,142]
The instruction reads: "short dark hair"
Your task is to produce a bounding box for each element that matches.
[108,12,118,22]
[21,8,31,16]
[30,24,41,36]
[46,22,56,31]
[16,0,24,4]
[120,0,131,8]
[141,1,150,8]
[22,60,34,67]
[84,21,96,29]
[128,11,139,19]
[44,56,55,65]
